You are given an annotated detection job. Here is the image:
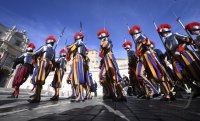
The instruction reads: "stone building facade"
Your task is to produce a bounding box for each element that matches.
[0,24,29,87]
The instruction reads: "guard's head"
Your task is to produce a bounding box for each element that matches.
[129,25,141,39]
[122,40,132,51]
[97,29,109,41]
[45,35,57,46]
[59,49,67,57]
[157,24,172,37]
[74,32,84,41]
[26,42,36,52]
[185,22,200,35]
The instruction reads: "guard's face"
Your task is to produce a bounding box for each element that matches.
[125,48,130,51]
[125,45,131,50]
[26,47,33,52]
[76,38,83,43]
[191,30,200,35]
[75,36,83,41]
[60,53,66,57]
[132,33,140,39]
[99,33,108,41]
[46,39,55,46]
[160,32,169,37]
[150,44,154,48]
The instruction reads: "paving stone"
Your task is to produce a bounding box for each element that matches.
[92,117,114,121]
[1,95,200,121]
[135,113,158,119]
[97,111,115,118]
[161,117,187,121]
[83,109,102,116]
[71,115,94,121]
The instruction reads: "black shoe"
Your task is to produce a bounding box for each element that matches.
[137,94,143,98]
[7,93,18,98]
[146,96,151,100]
[71,96,76,99]
[28,96,40,103]
[153,93,161,98]
[192,91,200,98]
[50,95,56,100]
[140,95,146,99]
[169,92,176,101]
[7,94,18,98]
[50,95,59,101]
[29,94,36,98]
[117,96,127,102]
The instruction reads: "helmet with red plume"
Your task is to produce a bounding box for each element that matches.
[129,25,141,35]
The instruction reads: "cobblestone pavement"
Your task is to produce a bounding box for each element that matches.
[0,91,200,121]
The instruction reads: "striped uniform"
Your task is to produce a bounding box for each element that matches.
[164,33,200,84]
[99,39,124,99]
[67,41,87,101]
[34,45,55,85]
[134,34,171,98]
[51,57,67,88]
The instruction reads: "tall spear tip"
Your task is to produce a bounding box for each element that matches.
[124,35,127,42]
[60,27,66,37]
[126,23,130,31]
[171,10,180,21]
[153,20,158,29]
[80,21,83,33]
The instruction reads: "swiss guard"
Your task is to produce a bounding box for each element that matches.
[8,43,36,98]
[50,49,67,101]
[98,29,126,101]
[129,25,175,101]
[66,32,87,102]
[28,35,56,103]
[122,40,146,98]
[185,22,200,56]
[157,24,200,98]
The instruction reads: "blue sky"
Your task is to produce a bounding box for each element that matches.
[0,0,200,58]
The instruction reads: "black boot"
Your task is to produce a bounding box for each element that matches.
[50,95,56,100]
[28,84,42,103]
[169,92,176,101]
[153,93,161,98]
[29,94,36,98]
[8,87,19,98]
[50,95,59,101]
[7,92,17,98]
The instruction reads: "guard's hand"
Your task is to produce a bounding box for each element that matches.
[149,48,154,54]
[164,56,170,67]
